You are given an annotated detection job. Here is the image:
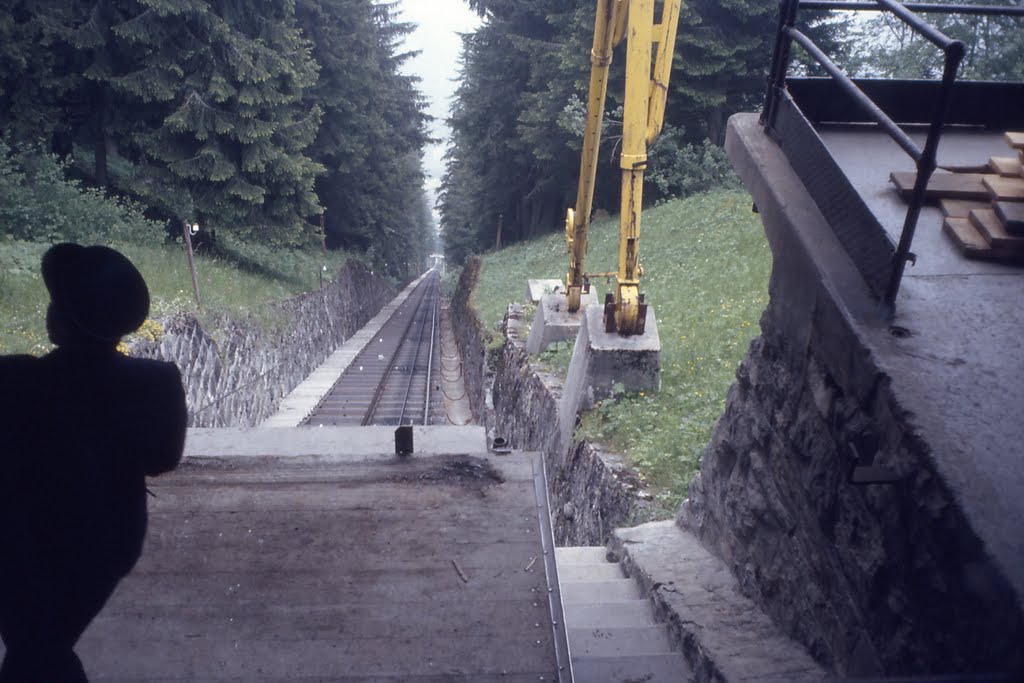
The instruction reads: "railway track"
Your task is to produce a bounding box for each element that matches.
[304,272,442,426]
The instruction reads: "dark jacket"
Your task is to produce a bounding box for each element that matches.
[0,348,186,584]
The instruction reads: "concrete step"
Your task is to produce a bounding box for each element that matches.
[555,546,609,565]
[557,561,624,582]
[560,578,640,604]
[563,600,656,629]
[571,653,691,682]
[610,521,828,682]
[567,625,674,657]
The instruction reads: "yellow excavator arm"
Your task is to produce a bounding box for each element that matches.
[564,0,681,335]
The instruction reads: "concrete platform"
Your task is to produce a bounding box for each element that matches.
[262,272,431,427]
[185,426,488,458]
[559,305,660,445]
[524,291,597,354]
[34,437,567,680]
[525,278,565,304]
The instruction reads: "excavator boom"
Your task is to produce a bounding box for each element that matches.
[564,0,681,335]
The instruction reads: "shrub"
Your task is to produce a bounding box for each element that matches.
[0,138,164,245]
[647,133,741,202]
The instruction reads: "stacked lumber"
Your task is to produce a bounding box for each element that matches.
[890,131,1024,264]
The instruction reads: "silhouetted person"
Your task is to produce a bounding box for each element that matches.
[0,244,187,682]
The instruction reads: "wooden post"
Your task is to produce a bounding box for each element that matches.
[495,213,503,251]
[182,220,202,308]
[320,213,327,255]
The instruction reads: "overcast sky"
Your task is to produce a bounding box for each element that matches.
[399,1,482,221]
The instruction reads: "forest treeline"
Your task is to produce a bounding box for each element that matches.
[0,0,433,279]
[2,0,1020,277]
[439,0,1024,264]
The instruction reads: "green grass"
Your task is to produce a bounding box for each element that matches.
[0,236,352,356]
[473,190,771,514]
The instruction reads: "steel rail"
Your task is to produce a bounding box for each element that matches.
[397,276,433,426]
[362,281,430,426]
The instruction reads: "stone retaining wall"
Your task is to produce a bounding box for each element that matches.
[129,259,394,427]
[449,257,489,428]
[492,303,654,546]
[673,113,1024,678]
[678,259,1023,676]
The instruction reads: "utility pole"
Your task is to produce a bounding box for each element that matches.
[495,214,504,251]
[182,219,202,308]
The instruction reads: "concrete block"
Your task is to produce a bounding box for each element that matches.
[524,291,597,354]
[524,278,564,303]
[559,305,660,443]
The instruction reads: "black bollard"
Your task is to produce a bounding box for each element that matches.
[395,425,414,456]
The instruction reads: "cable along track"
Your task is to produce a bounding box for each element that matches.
[304,272,442,426]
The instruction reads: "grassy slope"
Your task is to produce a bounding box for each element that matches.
[0,238,352,356]
[473,190,771,514]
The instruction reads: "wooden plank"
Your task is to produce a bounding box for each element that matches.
[994,200,1024,236]
[939,198,990,218]
[983,175,1024,201]
[944,216,989,252]
[943,217,1024,263]
[1005,131,1024,149]
[890,171,1000,200]
[989,156,1023,177]
[968,209,1024,251]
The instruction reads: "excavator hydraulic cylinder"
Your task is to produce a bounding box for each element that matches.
[565,0,624,312]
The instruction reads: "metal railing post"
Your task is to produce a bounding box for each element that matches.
[882,40,965,314]
[762,0,800,131]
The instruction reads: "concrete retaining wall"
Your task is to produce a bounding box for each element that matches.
[491,303,655,546]
[447,260,653,546]
[129,259,394,427]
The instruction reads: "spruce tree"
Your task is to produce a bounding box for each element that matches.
[296,0,430,277]
[91,0,323,244]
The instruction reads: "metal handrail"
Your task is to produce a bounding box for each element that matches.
[802,2,1024,17]
[758,0,1024,315]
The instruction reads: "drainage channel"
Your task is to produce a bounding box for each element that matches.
[304,271,442,426]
